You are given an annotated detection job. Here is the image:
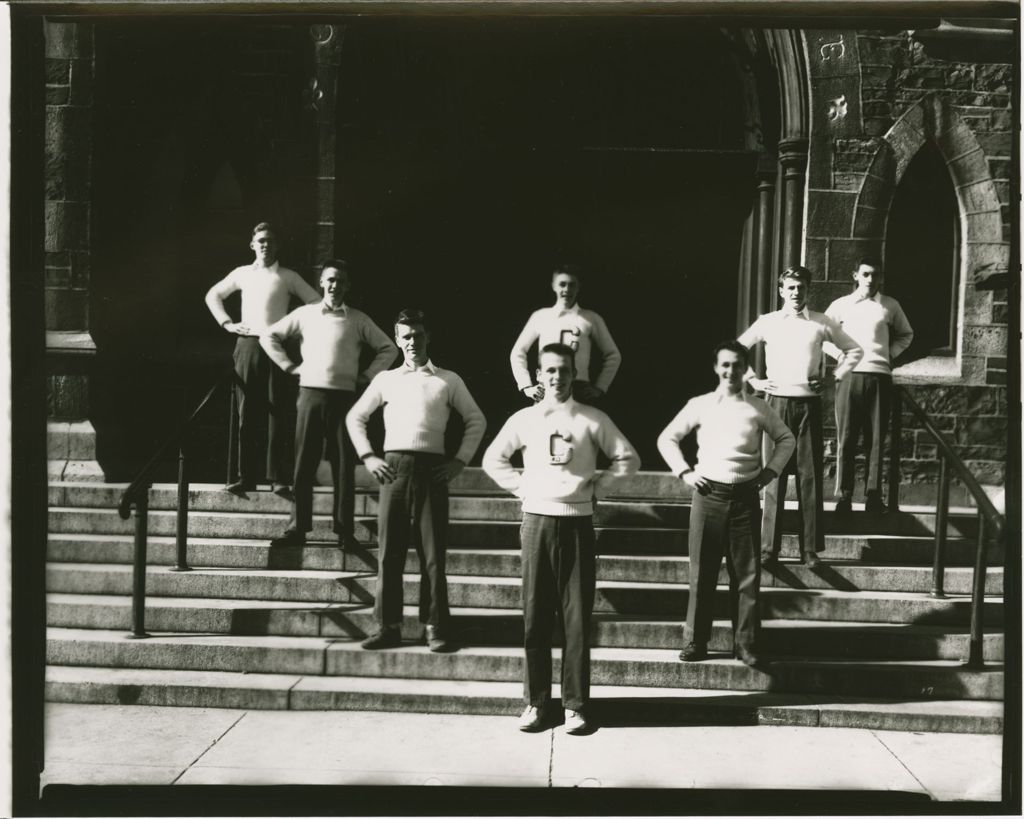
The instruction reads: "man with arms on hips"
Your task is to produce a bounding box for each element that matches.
[483,343,639,735]
[347,309,486,653]
[824,258,914,515]
[260,260,397,549]
[738,266,862,569]
[657,341,795,667]
[205,222,321,498]
[510,264,622,404]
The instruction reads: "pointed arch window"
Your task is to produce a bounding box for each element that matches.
[883,142,961,362]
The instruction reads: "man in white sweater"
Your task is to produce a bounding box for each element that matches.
[657,341,795,666]
[260,260,398,549]
[738,265,862,569]
[205,222,321,498]
[347,309,486,652]
[484,343,640,735]
[825,258,914,514]
[510,264,622,404]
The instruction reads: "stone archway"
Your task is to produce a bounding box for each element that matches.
[851,93,1008,384]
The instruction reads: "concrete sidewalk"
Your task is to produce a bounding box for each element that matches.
[40,704,1003,802]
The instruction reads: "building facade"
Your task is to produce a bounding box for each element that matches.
[35,12,1016,503]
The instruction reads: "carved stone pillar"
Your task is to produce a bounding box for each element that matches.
[777,137,809,273]
[44,18,103,480]
[306,23,344,266]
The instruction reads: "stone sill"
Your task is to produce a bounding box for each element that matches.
[46,331,96,354]
[892,356,961,385]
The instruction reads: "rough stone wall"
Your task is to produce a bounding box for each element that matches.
[804,29,1013,500]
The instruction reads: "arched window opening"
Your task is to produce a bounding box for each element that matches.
[883,142,960,361]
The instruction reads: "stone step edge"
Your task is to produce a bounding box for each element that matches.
[49,480,984,516]
[45,562,1005,603]
[43,666,1004,733]
[43,627,1008,670]
[44,593,1010,635]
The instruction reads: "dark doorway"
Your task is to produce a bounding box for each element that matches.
[336,18,758,465]
[884,141,961,362]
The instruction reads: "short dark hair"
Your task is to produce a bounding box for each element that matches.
[778,265,812,284]
[394,308,427,331]
[318,258,350,275]
[539,342,577,372]
[856,256,883,271]
[552,263,582,280]
[713,340,750,367]
[252,221,277,237]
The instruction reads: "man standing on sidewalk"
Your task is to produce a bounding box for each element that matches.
[347,309,486,653]
[205,222,321,498]
[657,341,795,667]
[260,260,397,549]
[510,264,622,404]
[825,258,914,515]
[483,343,639,735]
[738,266,862,569]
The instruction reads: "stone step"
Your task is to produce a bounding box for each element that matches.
[44,665,1004,734]
[45,563,1004,625]
[51,481,984,537]
[45,628,1004,701]
[47,509,1001,564]
[47,535,1003,593]
[46,594,1005,661]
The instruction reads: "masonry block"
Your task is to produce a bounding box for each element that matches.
[958,180,1001,214]
[964,386,1001,416]
[963,289,994,324]
[807,190,857,237]
[44,287,89,332]
[990,109,1012,131]
[47,85,70,106]
[987,158,1011,178]
[957,415,1008,448]
[975,132,1012,157]
[47,374,90,420]
[963,325,1008,357]
[992,304,1008,324]
[964,211,1004,243]
[974,64,1012,93]
[964,460,1005,485]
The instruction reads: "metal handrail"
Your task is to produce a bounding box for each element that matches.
[118,368,237,638]
[889,385,1006,669]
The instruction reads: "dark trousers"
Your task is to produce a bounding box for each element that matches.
[289,387,355,538]
[686,479,761,650]
[762,395,824,556]
[233,336,293,484]
[835,372,891,496]
[374,451,450,629]
[520,513,596,712]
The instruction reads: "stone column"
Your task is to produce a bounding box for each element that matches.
[307,23,344,266]
[777,137,809,273]
[44,18,103,481]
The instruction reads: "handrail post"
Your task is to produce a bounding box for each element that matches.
[888,387,902,513]
[127,487,151,639]
[170,442,192,572]
[966,511,989,669]
[930,457,950,598]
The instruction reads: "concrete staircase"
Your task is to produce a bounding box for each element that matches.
[46,470,1005,734]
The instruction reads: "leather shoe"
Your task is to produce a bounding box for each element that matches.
[272,484,294,502]
[225,480,256,497]
[361,626,402,650]
[425,625,453,652]
[735,645,762,667]
[270,530,305,548]
[678,642,708,662]
[834,495,853,514]
[802,551,822,569]
[518,703,546,732]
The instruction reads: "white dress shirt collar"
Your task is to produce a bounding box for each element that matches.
[780,305,810,319]
[554,302,581,317]
[402,358,437,374]
[714,385,749,403]
[321,300,349,316]
[854,291,881,304]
